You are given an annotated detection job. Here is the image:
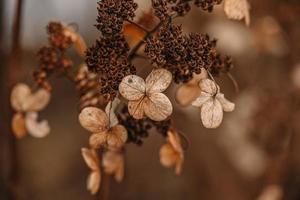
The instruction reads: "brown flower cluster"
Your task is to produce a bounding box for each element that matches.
[96,0,137,36]
[210,54,233,76]
[145,24,229,83]
[33,22,74,91]
[151,0,222,20]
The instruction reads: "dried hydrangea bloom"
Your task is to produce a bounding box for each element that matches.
[160,130,184,175]
[119,68,173,121]
[10,83,51,138]
[192,79,235,128]
[176,69,208,106]
[224,0,251,26]
[79,107,127,149]
[81,148,101,195]
[102,150,125,182]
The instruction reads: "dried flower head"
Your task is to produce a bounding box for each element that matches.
[175,69,208,106]
[81,148,101,195]
[102,150,125,182]
[192,79,235,128]
[224,0,251,26]
[10,83,51,138]
[160,129,184,175]
[119,68,173,121]
[79,107,127,149]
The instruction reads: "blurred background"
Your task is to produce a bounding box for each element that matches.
[1,0,300,200]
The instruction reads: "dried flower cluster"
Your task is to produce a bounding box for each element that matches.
[145,24,232,83]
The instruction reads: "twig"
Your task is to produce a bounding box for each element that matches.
[127,20,149,33]
[226,72,239,93]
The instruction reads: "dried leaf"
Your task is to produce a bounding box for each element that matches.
[11,83,31,111]
[81,148,99,171]
[128,98,145,119]
[201,99,223,128]
[25,112,50,138]
[119,75,145,101]
[216,93,235,112]
[145,69,172,93]
[105,98,121,127]
[89,133,107,149]
[87,171,101,195]
[224,0,251,26]
[12,113,27,139]
[79,107,109,133]
[107,125,128,149]
[144,93,172,121]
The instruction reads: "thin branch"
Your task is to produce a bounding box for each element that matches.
[226,72,239,93]
[126,20,149,33]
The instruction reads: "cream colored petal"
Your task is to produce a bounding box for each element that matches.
[128,98,145,119]
[216,93,235,112]
[79,107,109,133]
[175,84,201,107]
[145,68,172,93]
[81,148,99,171]
[12,113,27,139]
[105,98,121,127]
[107,125,128,149]
[10,83,31,111]
[199,79,219,95]
[191,92,212,107]
[224,0,251,26]
[25,112,50,138]
[24,88,51,111]
[87,171,101,195]
[119,75,146,101]
[159,144,177,167]
[200,99,223,128]
[144,93,172,121]
[89,133,107,149]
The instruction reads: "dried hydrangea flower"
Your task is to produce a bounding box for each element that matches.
[81,148,101,195]
[175,69,208,106]
[79,107,127,149]
[102,150,125,182]
[119,68,173,121]
[192,79,235,128]
[224,0,251,26]
[159,129,184,175]
[10,83,51,138]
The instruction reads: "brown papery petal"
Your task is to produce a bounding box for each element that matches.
[224,0,251,26]
[159,144,177,167]
[107,125,127,149]
[89,133,107,149]
[167,130,183,154]
[81,148,100,171]
[176,84,201,107]
[114,162,124,182]
[79,107,109,133]
[145,68,172,94]
[128,98,145,119]
[191,92,212,107]
[199,79,219,95]
[144,93,172,121]
[216,93,235,112]
[119,75,146,101]
[12,113,27,139]
[201,99,223,128]
[11,83,31,111]
[105,98,120,127]
[25,112,50,138]
[23,88,51,112]
[87,171,101,195]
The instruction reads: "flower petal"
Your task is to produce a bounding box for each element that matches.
[144,93,173,121]
[199,79,219,95]
[25,112,50,138]
[105,98,121,127]
[119,75,146,101]
[200,99,223,128]
[107,125,128,149]
[191,92,212,107]
[11,113,27,139]
[224,0,251,26]
[10,83,31,111]
[81,148,99,171]
[23,88,51,112]
[128,99,145,119]
[79,107,109,133]
[146,68,172,93]
[89,133,107,149]
[216,93,235,112]
[159,143,177,167]
[87,171,101,195]
[175,84,201,107]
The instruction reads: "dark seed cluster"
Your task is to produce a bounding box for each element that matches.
[210,54,233,76]
[96,0,138,36]
[118,107,172,145]
[145,24,223,83]
[33,22,74,91]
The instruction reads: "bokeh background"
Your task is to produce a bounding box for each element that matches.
[1,0,300,200]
